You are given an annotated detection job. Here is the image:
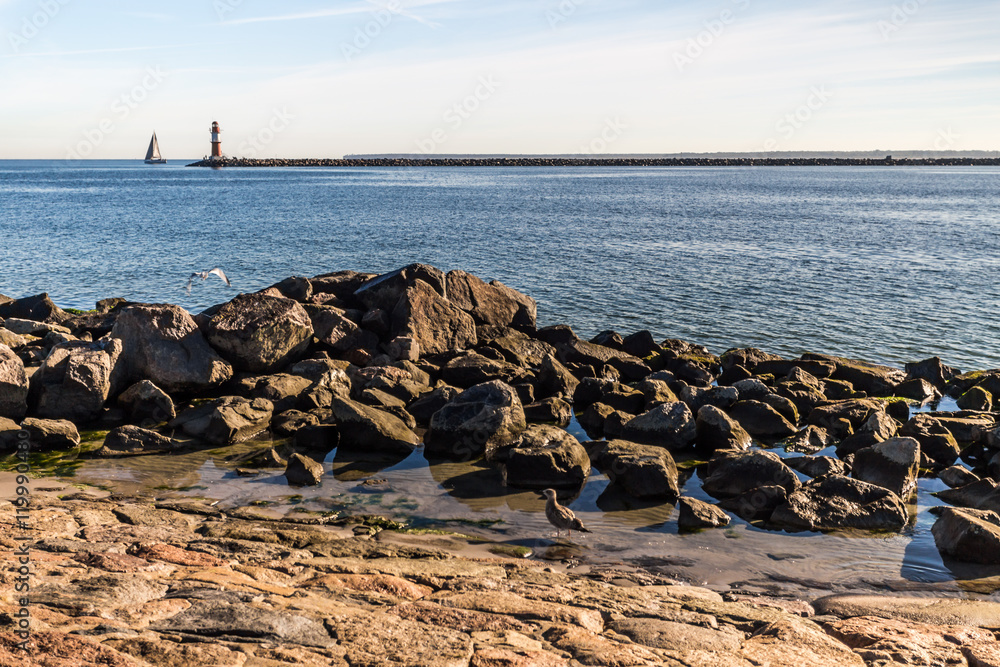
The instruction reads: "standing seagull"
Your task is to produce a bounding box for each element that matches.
[541,489,590,538]
[186,268,231,294]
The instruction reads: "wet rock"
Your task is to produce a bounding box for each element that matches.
[329,396,419,454]
[0,292,69,324]
[702,450,800,499]
[523,397,572,426]
[205,293,313,373]
[804,353,906,396]
[781,425,836,454]
[835,409,898,457]
[939,465,980,488]
[20,417,81,450]
[572,377,620,411]
[771,475,908,532]
[169,396,273,445]
[635,378,680,410]
[577,402,618,436]
[677,496,731,529]
[446,269,537,329]
[112,303,233,393]
[958,385,994,411]
[117,379,175,423]
[808,399,883,437]
[852,437,920,499]
[622,330,660,358]
[0,342,28,419]
[424,380,526,459]
[557,339,650,381]
[97,425,179,456]
[151,600,335,647]
[931,507,1000,564]
[391,279,478,355]
[245,373,313,412]
[899,414,960,467]
[34,339,124,422]
[503,425,590,488]
[719,484,789,522]
[408,385,461,424]
[284,452,325,486]
[785,455,847,478]
[728,400,798,439]
[617,402,697,451]
[935,478,1000,512]
[695,404,752,452]
[595,439,680,499]
[905,356,960,388]
[721,347,783,372]
[894,378,941,402]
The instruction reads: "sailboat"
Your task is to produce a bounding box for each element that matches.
[144,132,167,164]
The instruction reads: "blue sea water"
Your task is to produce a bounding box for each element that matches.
[1,160,998,370]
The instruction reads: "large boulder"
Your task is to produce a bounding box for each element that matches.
[354,263,446,312]
[284,453,325,487]
[617,402,697,451]
[701,450,800,499]
[328,396,420,455]
[96,425,179,456]
[0,293,69,324]
[169,396,273,445]
[771,475,908,532]
[441,352,528,388]
[390,280,477,355]
[423,380,526,459]
[807,399,884,437]
[117,380,176,423]
[595,439,680,499]
[905,356,960,389]
[535,354,579,399]
[503,425,590,489]
[445,270,537,329]
[931,507,1000,564]
[308,306,362,353]
[852,437,920,499]
[20,417,80,450]
[112,304,233,393]
[728,400,798,439]
[0,343,28,420]
[677,497,731,530]
[33,339,123,423]
[695,405,752,451]
[204,293,313,373]
[803,353,906,396]
[558,339,649,381]
[899,414,960,467]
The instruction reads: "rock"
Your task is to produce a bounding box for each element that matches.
[852,437,920,499]
[894,378,941,402]
[408,385,461,425]
[0,417,21,450]
[169,396,273,445]
[245,373,313,412]
[329,396,420,454]
[609,616,742,651]
[939,465,979,489]
[732,378,772,400]
[899,414,960,467]
[535,354,579,399]
[958,385,994,411]
[523,397,572,426]
[269,275,313,302]
[702,450,800,499]
[150,600,335,647]
[97,425,179,456]
[20,417,81,450]
[813,593,1000,627]
[622,330,660,358]
[0,292,69,323]
[0,342,28,419]
[935,479,1000,512]
[0,632,138,667]
[719,484,789,522]
[695,404,752,451]
[535,324,578,346]
[284,453,325,486]
[33,339,123,422]
[441,352,528,388]
[677,496,731,529]
[807,399,884,437]
[825,615,995,667]
[355,263,446,310]
[205,293,313,373]
[617,402,697,451]
[446,270,537,329]
[782,425,836,454]
[931,507,1000,564]
[771,475,908,532]
[721,347,783,372]
[424,380,526,459]
[391,280,478,355]
[836,409,898,457]
[557,339,650,381]
[595,439,680,499]
[2,317,71,336]
[728,400,798,439]
[741,619,865,667]
[117,379,176,423]
[328,613,471,667]
[503,425,590,488]
[0,328,27,350]
[905,356,960,388]
[785,455,847,478]
[803,353,906,396]
[112,304,233,393]
[309,305,362,352]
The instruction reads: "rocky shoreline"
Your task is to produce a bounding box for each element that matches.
[185,157,1000,168]
[3,263,1000,664]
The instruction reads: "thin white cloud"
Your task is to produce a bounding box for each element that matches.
[224,0,458,27]
[2,43,201,58]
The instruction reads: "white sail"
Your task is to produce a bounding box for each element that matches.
[145,133,162,161]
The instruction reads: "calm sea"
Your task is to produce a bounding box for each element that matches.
[1,160,998,370]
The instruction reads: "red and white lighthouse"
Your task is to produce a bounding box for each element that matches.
[210,121,222,159]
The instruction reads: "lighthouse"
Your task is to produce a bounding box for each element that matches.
[210,121,222,159]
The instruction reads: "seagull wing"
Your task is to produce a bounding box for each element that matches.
[208,268,231,286]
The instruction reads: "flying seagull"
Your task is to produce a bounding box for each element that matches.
[541,489,590,538]
[186,268,231,294]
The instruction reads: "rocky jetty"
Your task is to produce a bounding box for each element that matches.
[4,264,1000,663]
[186,156,1000,168]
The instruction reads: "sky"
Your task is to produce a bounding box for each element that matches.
[0,0,997,159]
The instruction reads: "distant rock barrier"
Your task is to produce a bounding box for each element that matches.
[186,156,1000,168]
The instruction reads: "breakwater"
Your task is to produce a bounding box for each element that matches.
[186,156,1000,168]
